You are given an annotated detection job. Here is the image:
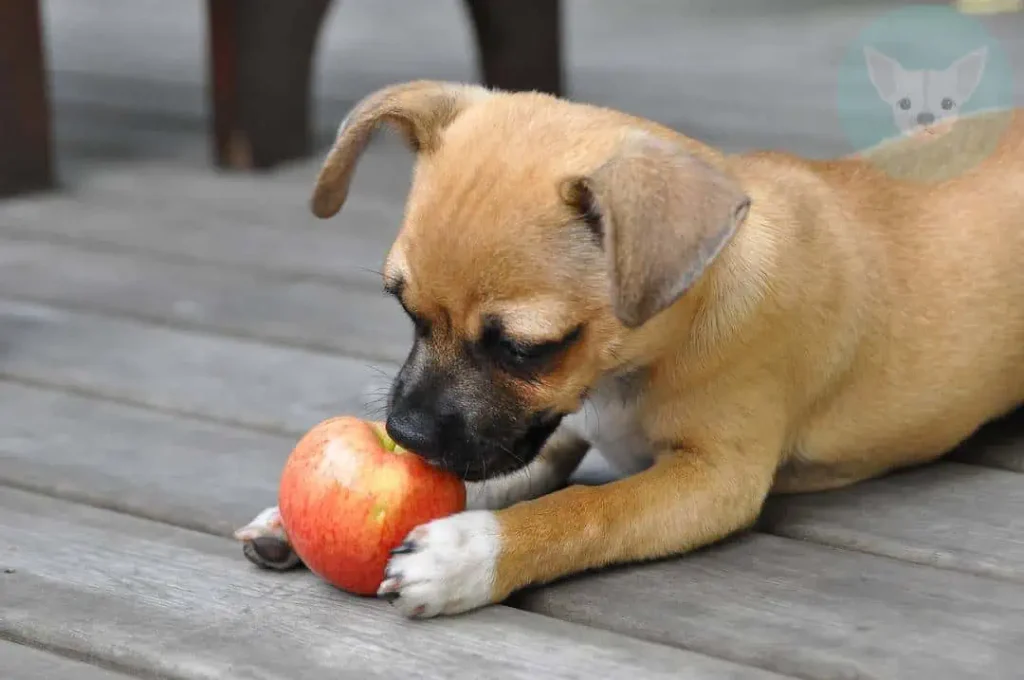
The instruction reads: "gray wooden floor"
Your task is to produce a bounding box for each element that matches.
[2,1,1024,678]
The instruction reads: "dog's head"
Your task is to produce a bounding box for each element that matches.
[312,81,750,480]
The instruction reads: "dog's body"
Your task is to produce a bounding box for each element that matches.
[237,82,1024,619]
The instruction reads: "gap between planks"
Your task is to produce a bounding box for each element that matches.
[0,639,140,680]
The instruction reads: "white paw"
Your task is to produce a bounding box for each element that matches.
[234,505,287,542]
[234,505,302,571]
[378,511,500,619]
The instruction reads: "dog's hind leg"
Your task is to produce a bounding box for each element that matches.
[465,427,590,511]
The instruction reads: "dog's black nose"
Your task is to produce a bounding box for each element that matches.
[386,407,441,457]
[917,111,936,126]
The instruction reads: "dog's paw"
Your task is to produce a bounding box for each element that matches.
[378,511,500,619]
[234,505,303,571]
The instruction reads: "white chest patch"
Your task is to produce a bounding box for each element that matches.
[563,374,655,475]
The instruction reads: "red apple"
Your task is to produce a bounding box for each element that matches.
[277,416,466,595]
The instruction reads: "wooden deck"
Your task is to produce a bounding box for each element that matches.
[3,1,1024,678]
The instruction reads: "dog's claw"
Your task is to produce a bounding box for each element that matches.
[235,505,303,571]
[390,541,416,555]
[378,576,403,602]
[242,537,303,571]
[251,536,294,563]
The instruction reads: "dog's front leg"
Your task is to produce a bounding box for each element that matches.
[465,427,590,511]
[379,443,779,619]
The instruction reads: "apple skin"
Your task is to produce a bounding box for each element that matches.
[277,416,466,596]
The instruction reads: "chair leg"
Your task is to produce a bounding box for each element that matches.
[0,0,54,198]
[463,0,563,96]
[207,0,333,170]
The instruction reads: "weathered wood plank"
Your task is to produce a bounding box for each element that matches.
[0,237,411,362]
[765,464,1024,581]
[0,363,721,551]
[764,463,1024,583]
[0,487,781,680]
[73,143,413,208]
[0,382,290,536]
[0,186,400,287]
[0,380,613,536]
[0,642,132,680]
[514,532,1024,680]
[1,383,1022,678]
[0,298,394,434]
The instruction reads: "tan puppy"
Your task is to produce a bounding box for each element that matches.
[237,80,1024,619]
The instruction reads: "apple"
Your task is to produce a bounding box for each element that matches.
[277,416,466,596]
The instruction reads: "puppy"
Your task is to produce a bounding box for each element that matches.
[237,80,1024,619]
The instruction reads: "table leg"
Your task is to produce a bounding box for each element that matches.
[0,0,53,198]
[207,0,333,170]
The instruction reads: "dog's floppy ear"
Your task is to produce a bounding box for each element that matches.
[562,132,750,328]
[311,80,491,218]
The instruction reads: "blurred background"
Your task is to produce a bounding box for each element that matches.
[9,0,1024,191]
[0,0,1021,470]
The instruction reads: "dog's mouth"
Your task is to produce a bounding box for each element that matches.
[437,410,566,482]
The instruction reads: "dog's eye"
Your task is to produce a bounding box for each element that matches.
[899,97,912,111]
[494,338,556,373]
[941,97,955,111]
[481,324,583,375]
[498,338,546,363]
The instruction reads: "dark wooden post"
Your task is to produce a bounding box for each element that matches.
[0,0,54,197]
[207,0,333,170]
[464,0,564,96]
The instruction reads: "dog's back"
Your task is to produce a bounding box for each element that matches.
[837,108,1024,423]
[734,109,1024,488]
